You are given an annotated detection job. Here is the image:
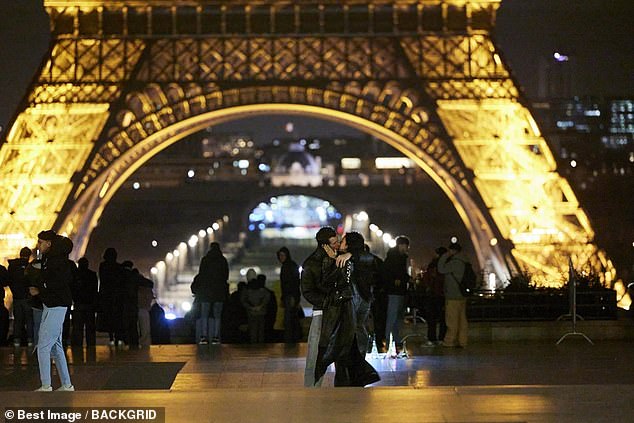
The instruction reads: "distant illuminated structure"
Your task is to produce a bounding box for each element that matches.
[0,1,621,305]
[605,99,634,149]
[249,195,339,239]
[270,143,322,187]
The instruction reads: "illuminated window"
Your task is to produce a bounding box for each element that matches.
[375,157,413,169]
[341,158,361,169]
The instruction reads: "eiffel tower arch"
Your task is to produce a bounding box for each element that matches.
[0,1,618,288]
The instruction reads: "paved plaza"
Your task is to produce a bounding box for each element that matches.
[2,333,634,422]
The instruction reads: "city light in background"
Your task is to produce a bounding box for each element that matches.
[150,217,227,319]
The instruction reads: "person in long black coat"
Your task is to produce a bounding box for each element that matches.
[98,248,125,345]
[221,281,248,343]
[315,232,380,387]
[196,242,229,344]
[70,257,98,347]
[278,246,302,343]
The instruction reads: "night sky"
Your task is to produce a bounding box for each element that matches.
[0,0,633,133]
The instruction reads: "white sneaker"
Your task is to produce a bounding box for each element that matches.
[34,385,52,392]
[56,385,75,392]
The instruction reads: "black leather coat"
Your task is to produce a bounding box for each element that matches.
[315,260,380,387]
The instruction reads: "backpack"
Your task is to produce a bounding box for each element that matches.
[458,261,477,296]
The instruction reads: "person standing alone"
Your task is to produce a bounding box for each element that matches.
[437,242,468,348]
[277,247,301,343]
[196,242,229,345]
[383,236,411,351]
[29,231,75,391]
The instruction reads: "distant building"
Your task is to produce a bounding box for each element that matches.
[533,97,633,159]
[603,99,634,149]
[270,142,323,187]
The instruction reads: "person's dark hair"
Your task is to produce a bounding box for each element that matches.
[56,235,73,257]
[395,236,410,246]
[448,242,462,252]
[435,246,448,256]
[246,268,257,283]
[208,242,222,254]
[345,232,365,254]
[19,247,32,258]
[103,247,118,262]
[37,229,56,241]
[122,260,134,269]
[78,257,89,270]
[364,244,371,253]
[315,227,337,245]
[277,246,291,260]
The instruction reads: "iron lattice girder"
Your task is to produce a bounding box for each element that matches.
[434,98,607,284]
[33,35,514,94]
[0,102,110,260]
[76,80,462,196]
[43,1,500,38]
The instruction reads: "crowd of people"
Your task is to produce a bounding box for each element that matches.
[189,242,302,345]
[0,230,171,391]
[299,226,472,387]
[0,226,473,390]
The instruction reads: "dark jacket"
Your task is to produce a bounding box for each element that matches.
[122,267,140,313]
[0,264,7,288]
[315,259,380,387]
[98,258,124,304]
[7,258,30,300]
[383,247,410,296]
[300,246,334,311]
[30,236,74,308]
[421,257,445,298]
[71,265,99,310]
[278,247,301,303]
[351,251,382,303]
[97,257,125,333]
[197,246,229,302]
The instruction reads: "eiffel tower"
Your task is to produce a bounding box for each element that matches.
[0,1,618,289]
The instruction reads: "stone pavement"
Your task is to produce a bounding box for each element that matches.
[1,337,634,422]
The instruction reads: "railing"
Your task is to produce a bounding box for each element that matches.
[465,290,617,321]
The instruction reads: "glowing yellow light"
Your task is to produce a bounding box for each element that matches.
[99,182,110,198]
